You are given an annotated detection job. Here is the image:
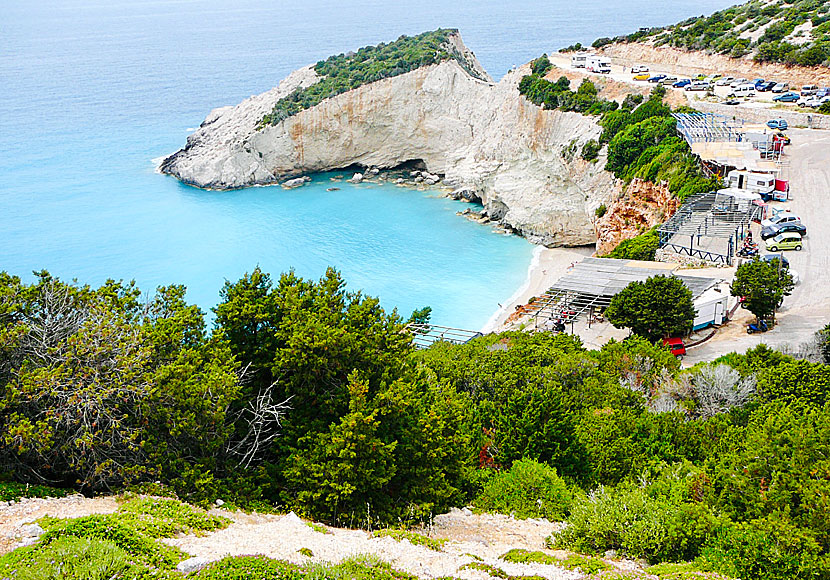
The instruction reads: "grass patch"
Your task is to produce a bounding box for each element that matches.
[306,522,330,534]
[559,554,612,574]
[500,549,557,565]
[190,554,303,579]
[297,547,314,557]
[117,496,230,537]
[458,562,545,580]
[38,514,185,568]
[372,528,446,552]
[0,482,72,502]
[0,536,150,580]
[646,562,734,580]
[500,549,610,574]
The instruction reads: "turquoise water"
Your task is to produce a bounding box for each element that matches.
[1,0,735,330]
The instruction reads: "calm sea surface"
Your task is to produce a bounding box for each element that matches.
[1,0,734,329]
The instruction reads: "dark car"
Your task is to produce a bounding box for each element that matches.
[758,81,777,92]
[761,254,790,269]
[673,79,692,88]
[647,74,667,83]
[761,222,806,240]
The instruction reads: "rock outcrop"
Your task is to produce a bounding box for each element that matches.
[594,178,679,255]
[161,32,619,246]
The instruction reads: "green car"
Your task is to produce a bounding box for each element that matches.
[765,231,803,252]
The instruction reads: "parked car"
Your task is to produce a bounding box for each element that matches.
[633,73,650,81]
[662,337,686,358]
[673,78,692,88]
[762,254,790,269]
[764,232,803,252]
[685,81,710,91]
[758,81,777,92]
[773,92,800,102]
[730,78,749,89]
[631,65,649,73]
[817,88,830,98]
[660,76,678,85]
[798,96,826,108]
[772,82,790,93]
[724,99,741,106]
[761,221,806,240]
[752,78,765,86]
[647,74,667,83]
[715,77,734,86]
[767,118,789,130]
[761,211,800,229]
[801,84,819,95]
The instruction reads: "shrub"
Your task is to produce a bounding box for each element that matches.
[553,485,726,564]
[500,549,557,564]
[697,517,830,580]
[604,229,660,261]
[582,140,601,162]
[558,554,612,574]
[474,459,572,520]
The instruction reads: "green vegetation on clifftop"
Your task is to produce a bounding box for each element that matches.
[259,29,481,128]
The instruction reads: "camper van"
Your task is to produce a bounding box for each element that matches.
[586,55,611,74]
[726,170,775,194]
[571,53,588,68]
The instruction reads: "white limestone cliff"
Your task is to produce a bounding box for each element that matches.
[161,34,619,246]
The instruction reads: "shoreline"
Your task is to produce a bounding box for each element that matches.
[481,244,595,334]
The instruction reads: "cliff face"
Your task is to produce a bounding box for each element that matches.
[162,34,619,246]
[594,179,679,255]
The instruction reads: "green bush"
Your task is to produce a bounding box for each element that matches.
[604,229,660,261]
[0,536,145,580]
[259,30,481,127]
[697,517,830,580]
[474,459,572,520]
[553,485,726,564]
[582,140,601,162]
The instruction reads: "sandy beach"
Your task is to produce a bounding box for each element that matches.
[482,245,595,333]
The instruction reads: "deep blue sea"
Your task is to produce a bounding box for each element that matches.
[1,0,735,330]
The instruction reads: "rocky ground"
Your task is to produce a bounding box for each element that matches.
[0,496,643,579]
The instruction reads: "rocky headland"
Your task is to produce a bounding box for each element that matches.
[161,32,619,247]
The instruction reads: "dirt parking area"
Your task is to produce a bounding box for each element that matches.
[684,128,830,363]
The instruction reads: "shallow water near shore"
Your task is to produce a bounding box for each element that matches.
[2,0,735,330]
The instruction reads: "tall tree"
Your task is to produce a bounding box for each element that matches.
[730,258,794,322]
[605,275,696,341]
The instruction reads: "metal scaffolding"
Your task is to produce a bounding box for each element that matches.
[672,112,743,145]
[657,191,765,265]
[404,323,483,349]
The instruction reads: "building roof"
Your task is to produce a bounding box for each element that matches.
[548,257,717,300]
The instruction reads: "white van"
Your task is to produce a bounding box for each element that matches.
[730,83,756,98]
[726,170,775,194]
